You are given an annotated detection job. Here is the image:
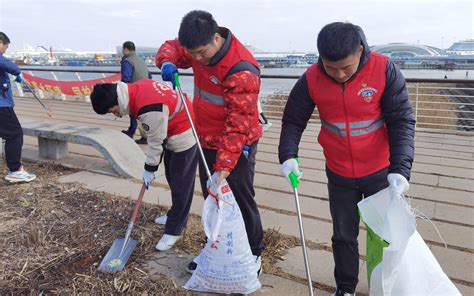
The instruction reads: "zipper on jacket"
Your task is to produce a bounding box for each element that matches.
[341,82,356,177]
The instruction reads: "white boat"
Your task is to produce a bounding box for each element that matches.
[289,59,311,68]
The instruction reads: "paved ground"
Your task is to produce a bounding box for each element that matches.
[8,96,474,295]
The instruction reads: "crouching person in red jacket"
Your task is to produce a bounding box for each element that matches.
[90,80,198,251]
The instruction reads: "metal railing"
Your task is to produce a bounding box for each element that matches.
[18,67,474,134]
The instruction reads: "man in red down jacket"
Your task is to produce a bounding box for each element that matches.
[156,10,264,274]
[278,22,415,295]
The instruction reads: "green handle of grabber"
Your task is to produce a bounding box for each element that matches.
[173,72,181,88]
[289,172,300,189]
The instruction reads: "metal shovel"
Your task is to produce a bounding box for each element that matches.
[98,184,146,273]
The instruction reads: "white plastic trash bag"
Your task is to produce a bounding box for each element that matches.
[202,187,224,242]
[358,188,460,296]
[184,178,261,294]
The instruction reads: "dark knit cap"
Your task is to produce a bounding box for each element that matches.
[90,83,118,114]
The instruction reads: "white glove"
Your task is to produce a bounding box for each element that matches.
[387,173,409,196]
[281,158,303,186]
[143,170,155,189]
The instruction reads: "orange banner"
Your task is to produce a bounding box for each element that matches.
[22,72,121,96]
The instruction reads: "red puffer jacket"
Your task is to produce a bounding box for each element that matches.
[156,28,262,172]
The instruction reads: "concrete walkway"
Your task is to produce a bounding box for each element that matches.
[12,96,474,295]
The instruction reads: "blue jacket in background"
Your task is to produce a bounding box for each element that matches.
[0,54,21,108]
[120,58,133,83]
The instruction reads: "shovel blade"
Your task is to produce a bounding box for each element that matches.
[98,237,138,273]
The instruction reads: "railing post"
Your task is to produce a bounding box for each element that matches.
[415,83,419,129]
[75,72,90,103]
[51,71,67,101]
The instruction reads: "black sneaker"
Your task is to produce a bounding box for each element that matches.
[135,137,147,145]
[332,289,355,296]
[121,129,134,138]
[186,261,197,274]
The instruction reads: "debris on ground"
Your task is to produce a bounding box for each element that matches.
[0,161,299,294]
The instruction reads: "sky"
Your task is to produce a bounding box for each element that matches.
[0,0,472,53]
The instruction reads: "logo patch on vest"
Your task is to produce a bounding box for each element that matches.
[357,84,378,103]
[209,75,220,85]
[142,123,150,131]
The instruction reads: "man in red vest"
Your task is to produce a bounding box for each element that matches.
[90,80,198,252]
[156,10,264,274]
[279,23,415,295]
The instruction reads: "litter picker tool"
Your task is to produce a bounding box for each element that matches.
[21,80,52,117]
[174,72,211,180]
[174,73,233,208]
[98,184,146,273]
[289,170,314,296]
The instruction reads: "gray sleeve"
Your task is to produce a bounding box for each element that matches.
[138,106,169,172]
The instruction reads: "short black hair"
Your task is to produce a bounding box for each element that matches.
[178,10,219,49]
[90,83,118,115]
[317,22,362,61]
[122,41,135,51]
[0,32,11,45]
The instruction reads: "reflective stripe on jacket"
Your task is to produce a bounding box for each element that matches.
[306,52,390,178]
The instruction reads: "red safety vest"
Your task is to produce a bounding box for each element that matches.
[128,79,192,137]
[306,52,390,178]
[190,35,261,141]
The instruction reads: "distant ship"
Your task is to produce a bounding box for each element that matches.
[446,39,474,56]
[289,59,311,68]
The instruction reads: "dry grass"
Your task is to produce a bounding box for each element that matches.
[407,83,458,130]
[0,162,187,295]
[0,161,301,295]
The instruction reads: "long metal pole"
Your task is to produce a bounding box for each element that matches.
[288,171,314,296]
[22,80,52,117]
[293,186,314,296]
[174,73,212,179]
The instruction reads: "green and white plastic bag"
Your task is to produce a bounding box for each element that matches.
[358,188,460,296]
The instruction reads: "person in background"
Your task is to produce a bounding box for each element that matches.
[156,10,264,275]
[278,22,415,295]
[121,41,151,144]
[90,80,197,251]
[0,32,36,183]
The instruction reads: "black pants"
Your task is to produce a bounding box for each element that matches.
[0,107,23,172]
[198,142,264,257]
[326,167,389,294]
[163,144,198,236]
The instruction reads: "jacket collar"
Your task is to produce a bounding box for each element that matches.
[121,52,136,62]
[208,27,232,66]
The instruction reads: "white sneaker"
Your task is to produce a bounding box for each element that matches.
[154,214,168,225]
[262,122,272,132]
[155,234,181,251]
[5,167,36,183]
